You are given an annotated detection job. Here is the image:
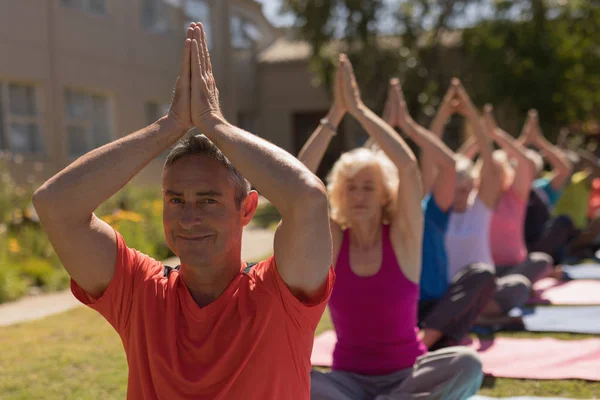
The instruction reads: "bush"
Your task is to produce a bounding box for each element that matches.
[252,203,281,229]
[0,155,171,303]
[0,266,28,303]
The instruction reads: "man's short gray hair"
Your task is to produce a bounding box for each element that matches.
[164,134,251,208]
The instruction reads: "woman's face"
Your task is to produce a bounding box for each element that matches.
[453,175,475,213]
[342,165,388,224]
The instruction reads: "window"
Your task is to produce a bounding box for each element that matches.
[145,102,170,125]
[0,83,44,154]
[64,89,112,157]
[231,15,262,49]
[142,0,179,33]
[61,0,107,15]
[185,0,212,48]
[237,112,256,133]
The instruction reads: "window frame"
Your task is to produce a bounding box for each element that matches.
[60,0,108,17]
[0,81,45,155]
[63,88,114,159]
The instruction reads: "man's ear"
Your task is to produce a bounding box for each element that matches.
[241,190,259,226]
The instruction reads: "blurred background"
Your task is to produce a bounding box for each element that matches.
[0,0,598,300]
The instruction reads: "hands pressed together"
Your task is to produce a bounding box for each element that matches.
[168,23,224,135]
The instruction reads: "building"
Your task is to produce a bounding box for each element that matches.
[0,0,357,186]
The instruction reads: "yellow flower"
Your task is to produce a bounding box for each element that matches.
[115,210,143,223]
[8,238,20,254]
[151,200,163,217]
[100,215,115,225]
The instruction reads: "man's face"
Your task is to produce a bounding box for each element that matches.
[162,155,255,267]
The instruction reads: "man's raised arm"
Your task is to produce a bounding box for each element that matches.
[189,24,332,299]
[32,30,195,298]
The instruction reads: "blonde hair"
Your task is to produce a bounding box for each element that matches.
[454,154,477,183]
[327,148,399,228]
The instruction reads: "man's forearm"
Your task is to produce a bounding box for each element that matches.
[34,117,186,222]
[202,118,327,217]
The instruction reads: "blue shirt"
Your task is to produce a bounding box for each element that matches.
[533,177,561,208]
[419,195,451,301]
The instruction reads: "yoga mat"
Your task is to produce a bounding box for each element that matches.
[511,306,600,334]
[312,331,600,381]
[563,263,600,280]
[469,397,575,400]
[529,277,600,305]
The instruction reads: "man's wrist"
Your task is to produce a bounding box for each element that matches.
[161,115,191,138]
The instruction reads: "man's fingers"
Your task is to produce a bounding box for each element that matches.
[181,39,191,87]
[198,24,213,76]
[178,37,192,81]
[191,38,202,86]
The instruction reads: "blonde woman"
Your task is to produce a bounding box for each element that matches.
[299,55,482,400]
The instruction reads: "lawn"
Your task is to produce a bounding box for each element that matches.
[0,305,599,399]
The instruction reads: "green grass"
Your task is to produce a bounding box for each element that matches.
[1,306,599,399]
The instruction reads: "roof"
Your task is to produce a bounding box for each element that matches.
[258,30,462,65]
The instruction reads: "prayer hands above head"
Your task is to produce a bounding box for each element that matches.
[190,23,224,132]
[332,57,346,114]
[338,54,365,116]
[452,79,479,118]
[483,104,499,137]
[167,25,195,133]
[520,109,538,144]
[390,79,413,130]
[383,79,399,126]
[528,109,545,145]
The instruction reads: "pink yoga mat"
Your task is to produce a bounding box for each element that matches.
[312,331,600,381]
[529,277,600,305]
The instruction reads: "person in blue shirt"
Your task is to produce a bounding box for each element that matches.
[521,111,575,263]
[385,80,495,349]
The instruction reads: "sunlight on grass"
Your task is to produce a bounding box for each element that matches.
[1,305,599,399]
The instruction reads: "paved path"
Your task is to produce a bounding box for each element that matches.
[0,227,275,327]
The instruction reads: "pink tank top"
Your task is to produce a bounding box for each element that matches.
[329,225,427,375]
[490,186,528,266]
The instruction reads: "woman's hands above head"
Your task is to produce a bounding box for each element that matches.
[339,54,366,117]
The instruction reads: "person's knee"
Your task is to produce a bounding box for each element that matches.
[529,251,554,266]
[451,347,484,385]
[495,275,532,311]
[554,214,574,230]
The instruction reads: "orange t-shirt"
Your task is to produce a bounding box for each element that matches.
[71,231,334,400]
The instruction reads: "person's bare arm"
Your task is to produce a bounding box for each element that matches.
[190,25,331,298]
[421,83,455,195]
[526,110,573,190]
[339,54,422,282]
[32,31,195,298]
[576,149,600,178]
[298,62,345,174]
[454,87,501,209]
[393,81,456,211]
[486,107,539,200]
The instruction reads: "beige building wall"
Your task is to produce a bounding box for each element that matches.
[0,0,359,188]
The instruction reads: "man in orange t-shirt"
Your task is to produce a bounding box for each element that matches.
[34,23,333,399]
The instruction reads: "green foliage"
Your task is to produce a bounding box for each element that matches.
[283,0,600,142]
[462,0,600,140]
[252,202,282,229]
[0,155,172,303]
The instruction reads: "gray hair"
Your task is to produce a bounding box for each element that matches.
[164,134,251,208]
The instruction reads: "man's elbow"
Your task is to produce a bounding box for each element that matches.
[294,174,329,211]
[32,185,52,220]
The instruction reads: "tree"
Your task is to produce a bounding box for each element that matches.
[282,0,600,143]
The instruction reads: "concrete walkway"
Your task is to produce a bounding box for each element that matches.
[0,226,275,327]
